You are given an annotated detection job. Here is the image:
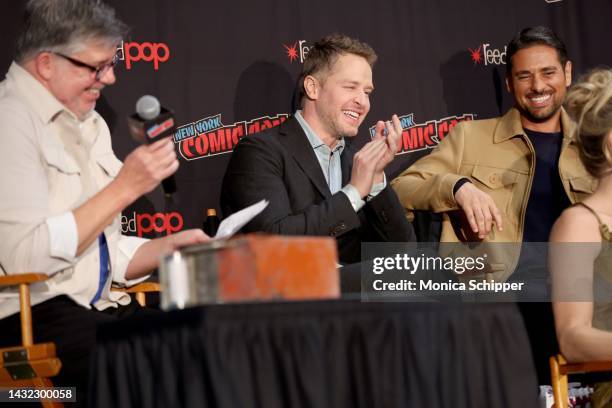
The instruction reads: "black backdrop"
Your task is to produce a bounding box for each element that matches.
[1,0,610,239]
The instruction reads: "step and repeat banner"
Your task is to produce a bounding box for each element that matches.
[1,0,610,239]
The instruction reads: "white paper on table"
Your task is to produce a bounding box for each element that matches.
[214,199,269,239]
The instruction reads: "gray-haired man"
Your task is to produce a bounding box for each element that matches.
[0,0,207,398]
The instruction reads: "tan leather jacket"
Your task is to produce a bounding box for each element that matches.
[391,107,597,281]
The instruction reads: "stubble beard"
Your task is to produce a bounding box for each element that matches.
[517,98,563,124]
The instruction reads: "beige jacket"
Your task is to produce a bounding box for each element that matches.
[0,62,148,319]
[391,108,596,281]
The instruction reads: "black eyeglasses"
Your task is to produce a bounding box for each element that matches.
[51,51,120,81]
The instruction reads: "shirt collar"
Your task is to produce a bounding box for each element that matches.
[5,61,88,124]
[494,106,575,145]
[294,110,345,153]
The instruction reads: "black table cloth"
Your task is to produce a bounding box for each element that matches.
[90,299,538,408]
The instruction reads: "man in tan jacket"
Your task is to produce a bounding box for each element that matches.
[391,26,596,385]
[392,26,595,282]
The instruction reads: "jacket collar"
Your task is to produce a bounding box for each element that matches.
[278,116,332,198]
[559,108,577,148]
[493,106,576,144]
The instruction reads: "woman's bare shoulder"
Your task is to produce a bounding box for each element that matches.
[550,205,602,243]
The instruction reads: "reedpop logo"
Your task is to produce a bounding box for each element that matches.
[468,43,506,66]
[121,211,184,237]
[283,40,311,63]
[116,41,170,71]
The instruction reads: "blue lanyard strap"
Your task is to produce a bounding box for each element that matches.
[91,233,110,305]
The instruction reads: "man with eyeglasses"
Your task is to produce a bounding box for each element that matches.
[0,0,207,400]
[51,50,121,82]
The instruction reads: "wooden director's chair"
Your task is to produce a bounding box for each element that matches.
[0,273,159,407]
[550,354,612,407]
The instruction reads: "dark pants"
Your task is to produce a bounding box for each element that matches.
[0,295,161,406]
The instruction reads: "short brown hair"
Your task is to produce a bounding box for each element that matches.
[506,26,569,75]
[298,34,377,103]
[565,67,612,178]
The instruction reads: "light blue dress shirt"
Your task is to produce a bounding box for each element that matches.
[294,111,385,212]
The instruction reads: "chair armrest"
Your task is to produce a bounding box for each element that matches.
[0,273,49,288]
[559,355,612,375]
[0,273,48,347]
[551,353,612,408]
[113,282,160,294]
[112,282,160,307]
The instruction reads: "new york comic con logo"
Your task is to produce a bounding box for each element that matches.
[283,40,312,63]
[174,114,289,160]
[369,114,475,155]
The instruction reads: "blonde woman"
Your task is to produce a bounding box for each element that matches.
[550,67,612,406]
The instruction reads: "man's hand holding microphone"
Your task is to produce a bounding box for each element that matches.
[112,95,208,278]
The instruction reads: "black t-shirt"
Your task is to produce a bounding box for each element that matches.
[522,128,570,242]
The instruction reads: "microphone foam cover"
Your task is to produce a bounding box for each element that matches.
[136,95,161,120]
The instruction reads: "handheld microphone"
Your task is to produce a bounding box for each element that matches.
[127,95,177,196]
[136,95,161,121]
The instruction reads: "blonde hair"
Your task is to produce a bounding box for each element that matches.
[565,68,612,178]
